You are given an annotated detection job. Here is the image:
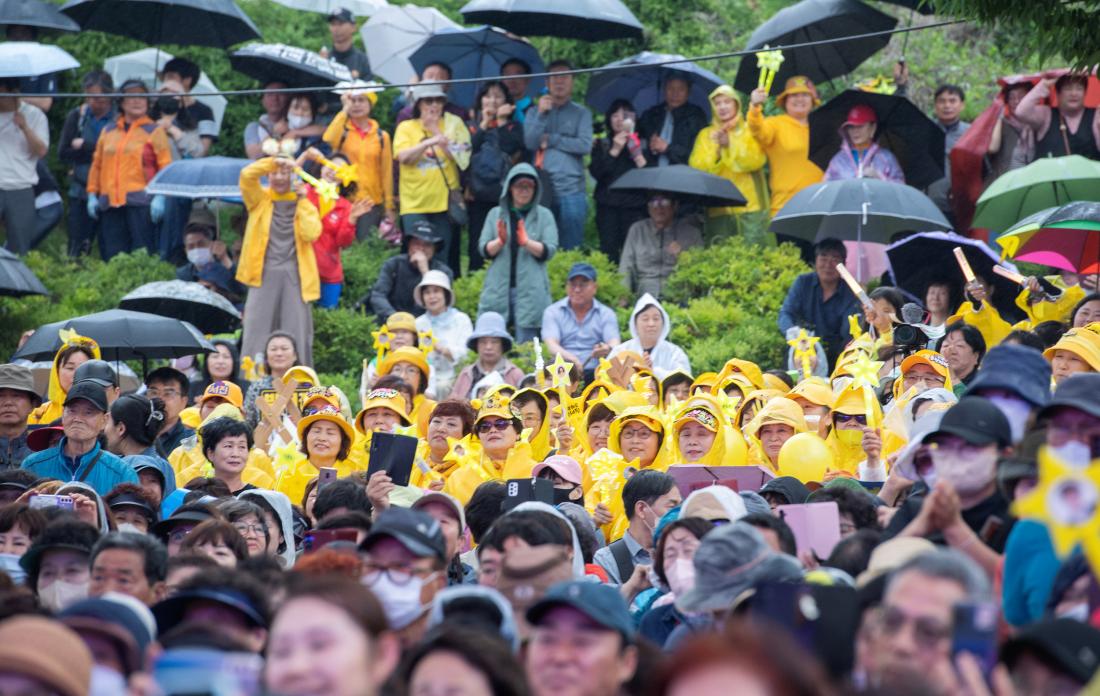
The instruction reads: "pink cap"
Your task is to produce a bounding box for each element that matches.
[532,455,583,485]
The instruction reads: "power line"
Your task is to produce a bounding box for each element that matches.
[18,17,967,99]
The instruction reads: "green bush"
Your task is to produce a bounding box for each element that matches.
[338,236,400,311]
[311,306,377,376]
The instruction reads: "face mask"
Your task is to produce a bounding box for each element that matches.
[365,572,430,629]
[186,246,213,267]
[986,395,1031,444]
[665,557,696,597]
[38,579,89,612]
[0,553,25,584]
[1057,602,1090,623]
[804,414,821,431]
[646,565,666,592]
[933,448,997,496]
[1051,440,1092,468]
[835,428,863,447]
[287,114,311,129]
[90,665,128,696]
[552,485,578,506]
[117,523,142,534]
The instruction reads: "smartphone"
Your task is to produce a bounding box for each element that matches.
[317,466,338,489]
[302,528,359,553]
[951,601,999,680]
[29,495,74,511]
[501,477,555,512]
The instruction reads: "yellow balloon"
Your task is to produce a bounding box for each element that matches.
[777,433,834,484]
[724,428,748,466]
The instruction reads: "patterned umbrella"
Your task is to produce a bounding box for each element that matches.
[120,280,241,334]
[230,43,353,88]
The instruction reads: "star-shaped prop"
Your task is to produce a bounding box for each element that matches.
[314,154,358,188]
[755,47,785,93]
[846,355,884,428]
[787,329,820,379]
[418,329,436,355]
[587,448,628,509]
[848,314,865,342]
[549,353,571,389]
[372,326,393,360]
[1014,446,1100,574]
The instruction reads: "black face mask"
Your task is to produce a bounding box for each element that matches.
[156,95,180,115]
[552,485,579,506]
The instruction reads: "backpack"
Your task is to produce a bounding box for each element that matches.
[470,129,514,201]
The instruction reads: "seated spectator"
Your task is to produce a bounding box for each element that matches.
[1045,324,1100,385]
[637,75,707,167]
[477,163,558,343]
[104,483,160,533]
[175,204,244,304]
[0,363,40,469]
[414,270,472,399]
[243,80,289,160]
[593,470,680,585]
[179,519,249,568]
[0,77,49,256]
[937,321,986,395]
[590,98,647,262]
[611,295,690,377]
[823,105,904,183]
[619,193,703,298]
[161,57,218,155]
[58,594,155,686]
[542,263,621,380]
[151,565,270,652]
[0,616,93,696]
[368,219,452,322]
[450,313,525,400]
[778,238,863,368]
[145,367,194,455]
[88,531,168,605]
[1001,618,1100,695]
[21,519,99,612]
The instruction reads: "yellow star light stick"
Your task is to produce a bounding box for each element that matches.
[371,326,393,361]
[755,47,785,93]
[312,154,357,187]
[848,314,865,342]
[294,167,339,205]
[845,355,884,429]
[1013,447,1100,575]
[787,328,820,379]
[549,353,572,423]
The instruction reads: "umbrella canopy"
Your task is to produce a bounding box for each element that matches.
[609,165,747,208]
[808,89,945,189]
[1009,201,1100,275]
[103,48,226,130]
[973,156,1100,232]
[0,249,48,297]
[877,0,935,14]
[0,42,79,79]
[145,157,249,199]
[12,309,214,363]
[769,178,949,244]
[61,0,260,48]
[732,0,897,96]
[886,231,1025,322]
[991,205,1058,257]
[0,0,80,32]
[230,43,353,89]
[586,51,724,116]
[459,0,643,42]
[119,280,241,334]
[409,26,543,109]
[361,4,460,85]
[270,0,386,17]
[24,359,141,396]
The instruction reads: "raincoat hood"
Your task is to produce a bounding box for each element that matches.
[500,163,544,217]
[57,481,111,536]
[608,406,669,471]
[510,501,586,579]
[671,393,747,466]
[238,489,297,567]
[428,585,519,652]
[744,397,808,439]
[627,293,671,345]
[125,454,178,500]
[715,358,765,394]
[512,388,553,461]
[679,485,748,522]
[708,85,742,128]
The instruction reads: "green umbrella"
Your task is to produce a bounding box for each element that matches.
[991,205,1058,257]
[974,155,1100,233]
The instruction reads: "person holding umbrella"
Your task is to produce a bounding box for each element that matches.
[748,76,823,217]
[637,75,707,168]
[236,156,323,368]
[823,104,904,183]
[689,85,767,242]
[58,70,116,258]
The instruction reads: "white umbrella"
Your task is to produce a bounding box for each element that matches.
[103,47,227,131]
[0,42,79,78]
[271,0,387,17]
[360,3,458,85]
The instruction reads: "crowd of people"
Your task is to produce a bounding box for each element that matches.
[3,8,1100,696]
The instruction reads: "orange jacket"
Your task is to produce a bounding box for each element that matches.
[322,112,395,212]
[87,115,172,208]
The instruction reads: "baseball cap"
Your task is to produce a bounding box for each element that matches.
[153,587,267,634]
[413,491,467,532]
[0,363,41,405]
[63,380,108,412]
[1037,373,1100,421]
[900,350,951,380]
[922,396,1012,449]
[326,7,354,22]
[1001,618,1100,684]
[361,507,447,562]
[967,344,1051,407]
[59,594,156,675]
[527,580,635,644]
[406,219,441,243]
[532,455,583,486]
[410,83,447,103]
[567,262,597,281]
[843,104,877,126]
[200,380,243,410]
[73,359,118,388]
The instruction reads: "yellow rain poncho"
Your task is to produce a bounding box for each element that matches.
[1015,276,1086,326]
[274,392,367,504]
[669,393,748,467]
[28,333,101,425]
[608,406,671,473]
[688,85,767,215]
[442,393,537,505]
[947,300,1012,348]
[825,386,886,476]
[743,397,808,470]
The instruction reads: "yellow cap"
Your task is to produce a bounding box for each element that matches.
[378,346,430,381]
[199,380,243,410]
[1044,325,1100,372]
[899,350,951,380]
[385,311,418,335]
[787,378,833,407]
[354,388,412,434]
[282,365,320,387]
[473,392,521,425]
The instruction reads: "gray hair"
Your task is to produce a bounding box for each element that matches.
[886,548,991,600]
[91,531,168,583]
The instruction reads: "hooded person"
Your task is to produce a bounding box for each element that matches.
[743,396,808,470]
[29,333,101,425]
[511,388,553,462]
[758,476,811,508]
[377,345,436,437]
[787,377,833,435]
[734,388,783,432]
[414,269,473,399]
[823,104,905,183]
[238,488,297,567]
[678,485,748,523]
[688,85,768,242]
[608,405,671,472]
[443,392,536,505]
[1044,324,1100,385]
[610,294,691,378]
[671,393,748,467]
[713,358,766,401]
[477,163,558,343]
[825,385,888,477]
[510,500,587,580]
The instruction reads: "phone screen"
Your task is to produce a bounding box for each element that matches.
[951,601,999,679]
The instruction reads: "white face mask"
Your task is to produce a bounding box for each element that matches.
[186,246,213,267]
[38,579,89,612]
[1057,602,1090,623]
[665,557,696,597]
[117,523,142,535]
[90,665,128,696]
[0,553,25,584]
[932,448,997,496]
[1050,440,1092,468]
[804,414,821,432]
[365,572,432,629]
[287,114,311,130]
[986,395,1031,444]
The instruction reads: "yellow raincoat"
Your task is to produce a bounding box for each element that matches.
[608,406,671,472]
[669,393,748,466]
[689,85,767,215]
[170,404,276,486]
[28,335,101,426]
[825,386,888,476]
[743,397,808,470]
[1015,277,1086,326]
[947,300,1012,349]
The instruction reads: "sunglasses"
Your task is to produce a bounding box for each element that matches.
[834,413,868,426]
[477,419,513,434]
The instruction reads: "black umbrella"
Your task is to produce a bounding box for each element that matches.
[0,0,80,32]
[119,280,241,335]
[230,43,353,88]
[12,309,214,363]
[61,0,260,48]
[610,165,747,208]
[732,0,897,96]
[809,89,945,190]
[459,0,643,42]
[769,178,949,244]
[878,0,935,15]
[0,248,48,297]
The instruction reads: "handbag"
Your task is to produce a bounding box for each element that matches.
[429,137,468,227]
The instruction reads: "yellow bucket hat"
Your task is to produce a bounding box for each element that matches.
[775,75,821,107]
[385,312,418,335]
[298,396,355,444]
[378,345,430,380]
[787,378,833,408]
[354,387,412,433]
[1044,325,1100,372]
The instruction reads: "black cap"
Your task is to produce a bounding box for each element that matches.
[63,380,108,412]
[150,508,215,540]
[73,360,118,388]
[406,219,442,244]
[1001,617,1100,684]
[1037,373,1100,422]
[153,587,266,634]
[327,7,354,23]
[922,396,1011,449]
[360,507,446,562]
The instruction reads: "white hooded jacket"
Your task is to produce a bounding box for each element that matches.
[611,293,691,379]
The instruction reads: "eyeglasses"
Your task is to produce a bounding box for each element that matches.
[875,605,951,651]
[834,412,868,426]
[477,419,513,434]
[234,523,266,536]
[167,525,196,544]
[362,562,436,586]
[620,425,655,441]
[146,388,181,399]
[647,198,673,208]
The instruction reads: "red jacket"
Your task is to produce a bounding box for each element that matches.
[306,187,356,284]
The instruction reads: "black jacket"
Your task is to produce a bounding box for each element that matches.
[636,102,708,166]
[367,254,453,321]
[589,138,647,208]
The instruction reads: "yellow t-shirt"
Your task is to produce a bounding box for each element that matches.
[393,113,470,215]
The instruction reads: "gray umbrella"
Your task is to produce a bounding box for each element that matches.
[12,309,214,363]
[769,178,949,244]
[0,248,48,297]
[610,165,747,208]
[119,280,241,335]
[0,0,80,31]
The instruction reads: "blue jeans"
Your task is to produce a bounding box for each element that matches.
[318,282,343,309]
[553,191,587,250]
[99,205,155,261]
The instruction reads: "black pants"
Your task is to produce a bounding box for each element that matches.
[467,199,496,273]
[595,203,645,264]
